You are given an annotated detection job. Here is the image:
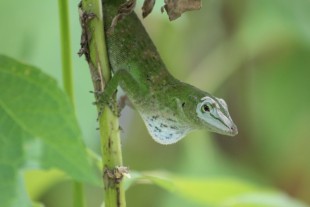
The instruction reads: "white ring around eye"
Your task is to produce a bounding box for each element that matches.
[201,96,214,102]
[201,96,218,109]
[217,98,227,108]
[197,97,215,117]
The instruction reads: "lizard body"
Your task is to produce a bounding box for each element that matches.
[101,0,238,144]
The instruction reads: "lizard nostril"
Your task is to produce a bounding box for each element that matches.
[230,125,238,135]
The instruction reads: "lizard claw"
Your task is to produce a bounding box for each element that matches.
[96,95,120,120]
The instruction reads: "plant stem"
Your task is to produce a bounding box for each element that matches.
[78,0,126,206]
[73,182,85,207]
[58,1,85,207]
[58,0,74,103]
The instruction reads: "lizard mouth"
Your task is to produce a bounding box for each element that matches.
[219,120,238,136]
[210,110,238,136]
[207,122,238,137]
[227,124,238,136]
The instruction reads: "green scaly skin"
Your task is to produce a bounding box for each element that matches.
[101,0,238,144]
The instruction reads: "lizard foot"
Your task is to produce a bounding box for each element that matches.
[96,94,120,119]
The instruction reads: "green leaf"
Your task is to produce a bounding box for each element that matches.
[32,202,44,207]
[223,193,308,207]
[0,164,32,207]
[126,172,308,207]
[24,169,67,200]
[0,55,101,206]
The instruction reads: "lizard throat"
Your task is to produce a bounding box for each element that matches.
[140,112,192,145]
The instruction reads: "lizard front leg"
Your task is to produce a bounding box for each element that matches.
[98,69,145,115]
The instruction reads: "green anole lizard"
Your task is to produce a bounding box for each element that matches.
[101,0,238,145]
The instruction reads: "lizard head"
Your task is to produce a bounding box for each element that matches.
[195,96,238,136]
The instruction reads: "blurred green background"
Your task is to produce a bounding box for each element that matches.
[1,0,310,206]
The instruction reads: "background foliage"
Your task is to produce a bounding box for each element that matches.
[0,0,309,206]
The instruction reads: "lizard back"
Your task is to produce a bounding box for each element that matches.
[102,0,177,91]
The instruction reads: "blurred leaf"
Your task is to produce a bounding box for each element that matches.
[25,150,102,201]
[0,164,32,207]
[224,193,308,207]
[32,201,44,207]
[0,1,98,150]
[25,169,67,200]
[0,55,101,206]
[125,171,308,207]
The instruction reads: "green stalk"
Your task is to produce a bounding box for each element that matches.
[79,0,126,206]
[58,0,74,103]
[73,182,85,207]
[58,1,85,207]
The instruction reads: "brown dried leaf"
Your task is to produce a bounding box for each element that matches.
[142,0,156,18]
[162,0,202,21]
[110,0,136,31]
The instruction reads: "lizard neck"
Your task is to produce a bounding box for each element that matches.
[139,108,192,145]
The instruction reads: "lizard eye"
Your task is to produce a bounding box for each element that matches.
[201,104,210,113]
